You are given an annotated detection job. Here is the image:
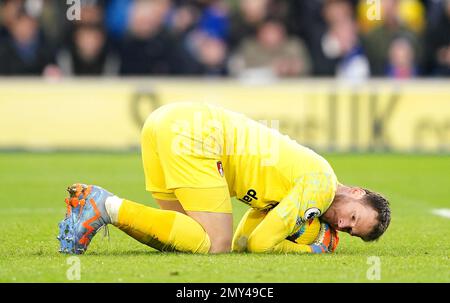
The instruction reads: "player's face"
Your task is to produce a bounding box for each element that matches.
[324,193,378,239]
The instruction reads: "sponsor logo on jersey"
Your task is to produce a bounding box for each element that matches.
[238,189,258,204]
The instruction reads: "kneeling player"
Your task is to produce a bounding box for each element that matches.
[57,102,390,255]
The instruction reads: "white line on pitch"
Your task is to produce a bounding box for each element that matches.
[431,208,450,219]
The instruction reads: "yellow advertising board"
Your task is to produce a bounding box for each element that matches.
[0,78,449,153]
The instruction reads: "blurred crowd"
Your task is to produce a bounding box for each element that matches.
[0,0,449,79]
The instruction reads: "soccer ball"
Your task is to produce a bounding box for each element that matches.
[287,217,340,252]
[286,217,322,245]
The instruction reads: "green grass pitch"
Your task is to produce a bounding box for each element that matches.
[0,153,449,282]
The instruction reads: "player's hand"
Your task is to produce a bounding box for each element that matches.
[327,225,339,252]
[309,222,339,253]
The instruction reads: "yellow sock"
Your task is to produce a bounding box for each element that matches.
[111,199,211,253]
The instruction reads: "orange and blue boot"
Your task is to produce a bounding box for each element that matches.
[57,183,113,254]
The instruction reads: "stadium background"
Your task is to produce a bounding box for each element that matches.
[0,0,449,282]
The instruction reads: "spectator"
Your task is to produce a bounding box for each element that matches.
[174,0,230,75]
[230,18,311,78]
[197,0,229,41]
[36,0,72,49]
[362,0,422,76]
[331,18,370,80]
[0,0,23,41]
[183,30,228,75]
[228,0,271,51]
[288,0,356,76]
[318,0,369,80]
[286,0,326,48]
[386,36,418,78]
[424,0,450,76]
[63,0,106,53]
[0,11,56,75]
[57,24,117,76]
[77,0,105,25]
[165,3,199,39]
[0,0,445,79]
[118,0,184,75]
[105,0,134,40]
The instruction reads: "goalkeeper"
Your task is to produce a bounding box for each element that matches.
[58,102,390,255]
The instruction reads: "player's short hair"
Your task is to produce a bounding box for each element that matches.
[361,189,391,242]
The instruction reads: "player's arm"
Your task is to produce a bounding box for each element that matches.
[233,208,339,254]
[272,222,339,254]
[246,172,336,253]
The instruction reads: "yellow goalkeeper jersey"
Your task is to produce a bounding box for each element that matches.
[220,105,337,218]
[142,102,338,224]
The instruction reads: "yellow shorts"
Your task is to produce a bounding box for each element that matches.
[141,103,231,213]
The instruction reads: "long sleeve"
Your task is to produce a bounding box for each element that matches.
[272,223,339,254]
[247,172,337,253]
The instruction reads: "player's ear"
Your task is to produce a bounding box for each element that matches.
[349,187,366,199]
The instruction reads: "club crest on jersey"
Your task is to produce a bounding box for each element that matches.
[303,207,321,221]
[217,161,224,177]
